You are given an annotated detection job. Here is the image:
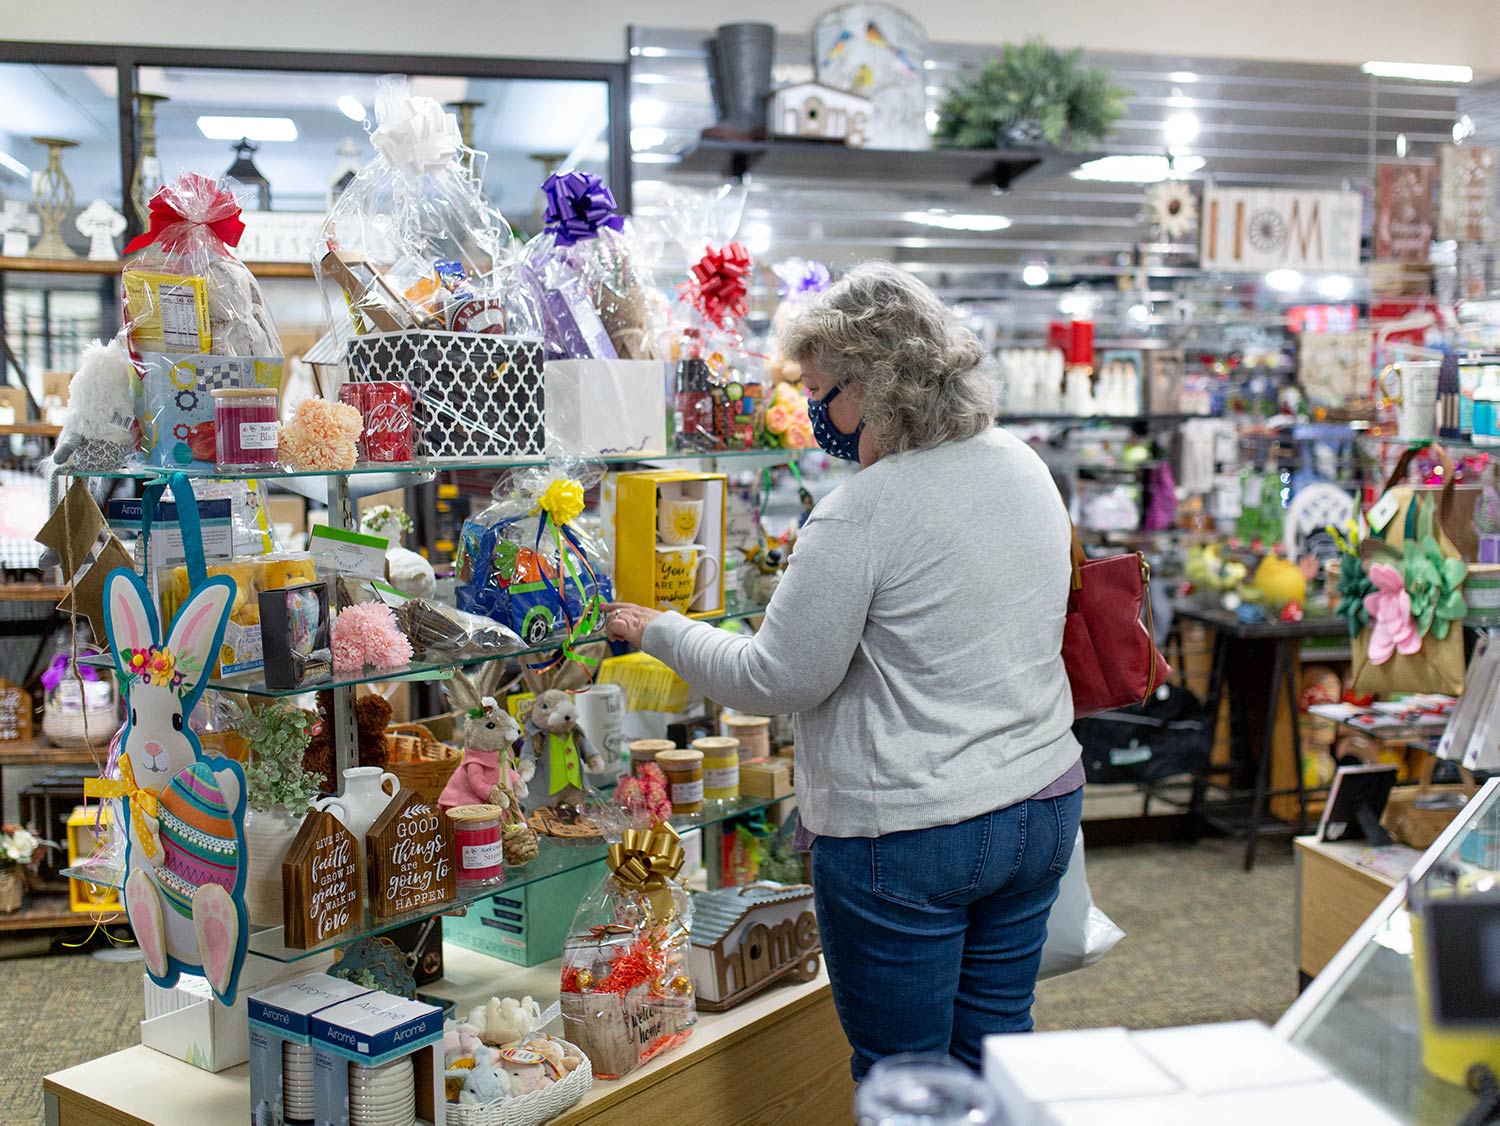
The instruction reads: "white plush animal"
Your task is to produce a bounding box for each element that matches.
[53,338,136,472]
[459,1057,512,1106]
[97,569,247,1003]
[467,995,543,1048]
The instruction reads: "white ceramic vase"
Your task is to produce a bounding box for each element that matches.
[338,767,401,841]
[242,796,347,927]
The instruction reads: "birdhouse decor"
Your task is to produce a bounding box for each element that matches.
[688,881,821,1012]
[770,82,873,147]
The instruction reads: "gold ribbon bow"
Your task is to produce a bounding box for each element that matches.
[84,755,162,861]
[606,822,685,924]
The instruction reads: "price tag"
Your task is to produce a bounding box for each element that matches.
[1366,492,1400,534]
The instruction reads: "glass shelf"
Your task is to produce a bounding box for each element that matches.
[81,595,767,697]
[66,792,793,960]
[1365,434,1500,455]
[64,446,796,483]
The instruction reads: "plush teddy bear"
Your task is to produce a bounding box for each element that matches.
[467,995,542,1048]
[304,691,391,792]
[279,396,363,471]
[521,690,604,815]
[459,1058,512,1106]
[53,338,136,472]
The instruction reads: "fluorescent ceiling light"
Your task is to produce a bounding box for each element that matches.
[1021,263,1049,287]
[197,115,297,142]
[631,46,669,58]
[902,209,1012,232]
[1169,71,1199,84]
[1396,133,1409,158]
[1163,112,1199,147]
[1361,61,1472,83]
[1072,154,1204,182]
[1265,268,1303,292]
[631,127,667,150]
[742,220,772,256]
[1317,274,1355,301]
[631,152,678,164]
[337,96,366,122]
[0,151,29,180]
[631,98,667,125]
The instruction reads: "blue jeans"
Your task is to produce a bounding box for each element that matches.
[811,789,1082,1080]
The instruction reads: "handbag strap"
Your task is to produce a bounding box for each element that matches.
[1377,442,1460,545]
[1069,525,1086,592]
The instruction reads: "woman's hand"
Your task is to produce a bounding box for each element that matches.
[603,602,663,648]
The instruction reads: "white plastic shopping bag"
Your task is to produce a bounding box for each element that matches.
[1038,829,1124,979]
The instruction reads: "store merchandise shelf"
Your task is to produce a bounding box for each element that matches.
[64,793,793,960]
[65,445,796,484]
[671,138,1090,189]
[0,582,67,603]
[0,255,313,278]
[999,412,1200,425]
[0,421,62,437]
[79,595,768,697]
[0,889,119,932]
[1366,433,1499,454]
[0,737,104,766]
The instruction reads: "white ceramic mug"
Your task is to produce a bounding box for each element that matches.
[654,543,721,614]
[1381,360,1440,440]
[657,496,705,546]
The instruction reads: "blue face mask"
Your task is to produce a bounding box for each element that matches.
[807,385,864,462]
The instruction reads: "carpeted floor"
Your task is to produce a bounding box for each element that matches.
[0,836,1299,1125]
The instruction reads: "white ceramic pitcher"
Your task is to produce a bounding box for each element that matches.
[338,766,401,841]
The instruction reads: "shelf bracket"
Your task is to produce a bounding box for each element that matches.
[327,475,356,783]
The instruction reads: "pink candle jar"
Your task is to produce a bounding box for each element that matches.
[211,388,280,469]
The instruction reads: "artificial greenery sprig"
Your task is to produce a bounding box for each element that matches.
[238,704,324,816]
[935,39,1125,151]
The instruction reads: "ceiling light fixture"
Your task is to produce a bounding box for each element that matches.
[1264,268,1303,292]
[1360,61,1473,83]
[1396,133,1409,158]
[337,96,366,122]
[1163,112,1200,147]
[1168,71,1200,84]
[631,127,668,150]
[742,220,772,256]
[1317,274,1355,301]
[1072,154,1205,183]
[1021,263,1050,287]
[631,98,667,126]
[197,115,298,142]
[902,210,1012,231]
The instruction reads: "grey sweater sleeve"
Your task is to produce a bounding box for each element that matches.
[641,513,875,715]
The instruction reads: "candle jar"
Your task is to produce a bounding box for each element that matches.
[722,715,771,759]
[629,739,676,777]
[656,749,704,814]
[211,387,280,469]
[446,804,506,884]
[694,736,740,802]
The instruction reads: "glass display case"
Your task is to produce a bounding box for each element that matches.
[1279,776,1500,1123]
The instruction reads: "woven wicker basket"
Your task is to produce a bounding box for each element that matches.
[444,1042,592,1126]
[384,722,462,803]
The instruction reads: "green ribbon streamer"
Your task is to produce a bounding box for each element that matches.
[548,731,584,795]
[1402,502,1468,640]
[539,514,603,671]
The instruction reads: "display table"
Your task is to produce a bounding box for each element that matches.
[43,944,853,1125]
[1294,836,1419,983]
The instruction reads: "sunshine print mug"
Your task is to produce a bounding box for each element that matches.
[654,543,720,614]
[657,497,705,546]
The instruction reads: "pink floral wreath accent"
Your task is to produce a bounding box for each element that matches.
[1362,562,1421,664]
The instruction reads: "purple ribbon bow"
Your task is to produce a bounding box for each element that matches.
[41,653,98,693]
[542,170,625,248]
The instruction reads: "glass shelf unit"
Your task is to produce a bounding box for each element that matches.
[62,793,793,963]
[63,446,797,484]
[80,595,767,697]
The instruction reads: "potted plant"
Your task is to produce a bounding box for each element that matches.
[238,704,343,927]
[0,825,44,913]
[935,39,1125,150]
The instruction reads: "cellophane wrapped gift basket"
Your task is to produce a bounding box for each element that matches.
[559,823,696,1080]
[122,173,285,469]
[316,75,545,459]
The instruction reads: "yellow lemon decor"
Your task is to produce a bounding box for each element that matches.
[1252,554,1307,609]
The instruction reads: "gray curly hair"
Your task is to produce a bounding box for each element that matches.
[781,262,997,457]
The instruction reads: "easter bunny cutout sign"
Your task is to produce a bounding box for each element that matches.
[85,482,247,1004]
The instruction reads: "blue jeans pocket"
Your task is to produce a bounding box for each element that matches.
[1047,792,1081,876]
[871,813,995,906]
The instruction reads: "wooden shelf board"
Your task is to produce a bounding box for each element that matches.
[0,738,104,766]
[0,890,118,931]
[0,422,62,437]
[0,256,313,279]
[0,583,67,603]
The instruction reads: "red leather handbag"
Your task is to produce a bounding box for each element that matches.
[1063,529,1171,718]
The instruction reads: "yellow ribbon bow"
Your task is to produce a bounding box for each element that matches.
[84,755,162,861]
[606,821,685,924]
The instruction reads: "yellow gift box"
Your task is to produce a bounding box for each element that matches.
[66,805,122,914]
[613,470,727,619]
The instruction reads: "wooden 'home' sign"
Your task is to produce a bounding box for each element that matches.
[282,809,360,949]
[688,882,821,1012]
[366,788,456,919]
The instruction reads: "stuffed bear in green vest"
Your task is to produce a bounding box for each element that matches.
[520,690,606,836]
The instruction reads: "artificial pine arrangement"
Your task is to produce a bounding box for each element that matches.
[935,39,1125,150]
[239,703,324,815]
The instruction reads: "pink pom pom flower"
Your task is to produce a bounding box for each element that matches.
[330,602,414,672]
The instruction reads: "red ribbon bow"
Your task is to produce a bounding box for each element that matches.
[124,173,246,256]
[680,242,752,329]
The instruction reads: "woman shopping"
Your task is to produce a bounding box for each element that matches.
[605,262,1082,1079]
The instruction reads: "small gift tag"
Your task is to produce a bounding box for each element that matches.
[1367,492,1401,535]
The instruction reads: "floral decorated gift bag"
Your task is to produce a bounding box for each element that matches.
[1339,446,1469,697]
[559,823,696,1080]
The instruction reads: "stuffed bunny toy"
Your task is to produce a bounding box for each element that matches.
[85,567,246,1003]
[53,338,136,472]
[520,690,605,816]
[438,670,525,813]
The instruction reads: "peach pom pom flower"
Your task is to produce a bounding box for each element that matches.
[279,397,363,471]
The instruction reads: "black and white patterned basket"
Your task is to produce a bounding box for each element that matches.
[345,331,545,459]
